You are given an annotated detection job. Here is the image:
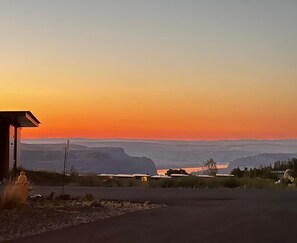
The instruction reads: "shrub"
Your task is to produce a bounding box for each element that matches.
[1,183,21,210]
[239,177,276,189]
[151,178,177,188]
[56,194,71,200]
[83,193,95,201]
[221,178,240,188]
[175,176,205,188]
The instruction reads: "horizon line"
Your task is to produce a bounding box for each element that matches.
[22,137,297,142]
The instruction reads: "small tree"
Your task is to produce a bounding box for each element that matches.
[231,167,245,178]
[203,158,218,176]
[69,165,78,179]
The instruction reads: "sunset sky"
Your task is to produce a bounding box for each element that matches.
[1,1,297,140]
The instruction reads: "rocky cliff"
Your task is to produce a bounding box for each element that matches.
[20,144,157,175]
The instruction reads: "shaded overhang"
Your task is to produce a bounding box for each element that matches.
[0,111,41,127]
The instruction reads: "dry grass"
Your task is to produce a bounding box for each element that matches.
[1,183,22,210]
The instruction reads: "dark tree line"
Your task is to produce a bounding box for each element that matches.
[231,158,297,180]
[166,169,188,176]
[165,158,218,176]
[273,159,297,177]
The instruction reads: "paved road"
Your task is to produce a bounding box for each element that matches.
[6,187,297,243]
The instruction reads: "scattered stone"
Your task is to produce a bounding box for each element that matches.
[29,194,43,202]
[0,198,160,242]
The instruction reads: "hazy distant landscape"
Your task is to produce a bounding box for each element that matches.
[22,139,297,174]
[20,143,157,175]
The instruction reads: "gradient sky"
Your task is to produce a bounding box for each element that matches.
[1,0,297,140]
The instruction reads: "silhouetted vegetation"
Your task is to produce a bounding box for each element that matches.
[148,176,278,189]
[16,168,65,186]
[274,158,297,177]
[231,158,297,181]
[14,168,145,187]
[203,158,218,176]
[8,159,297,190]
[165,169,188,176]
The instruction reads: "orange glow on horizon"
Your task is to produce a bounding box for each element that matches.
[157,164,230,175]
[1,1,297,140]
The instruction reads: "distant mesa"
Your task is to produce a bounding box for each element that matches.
[20,139,297,175]
[20,144,157,175]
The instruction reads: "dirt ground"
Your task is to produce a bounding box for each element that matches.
[2,187,297,243]
[0,196,159,242]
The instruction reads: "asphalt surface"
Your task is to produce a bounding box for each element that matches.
[4,187,297,243]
